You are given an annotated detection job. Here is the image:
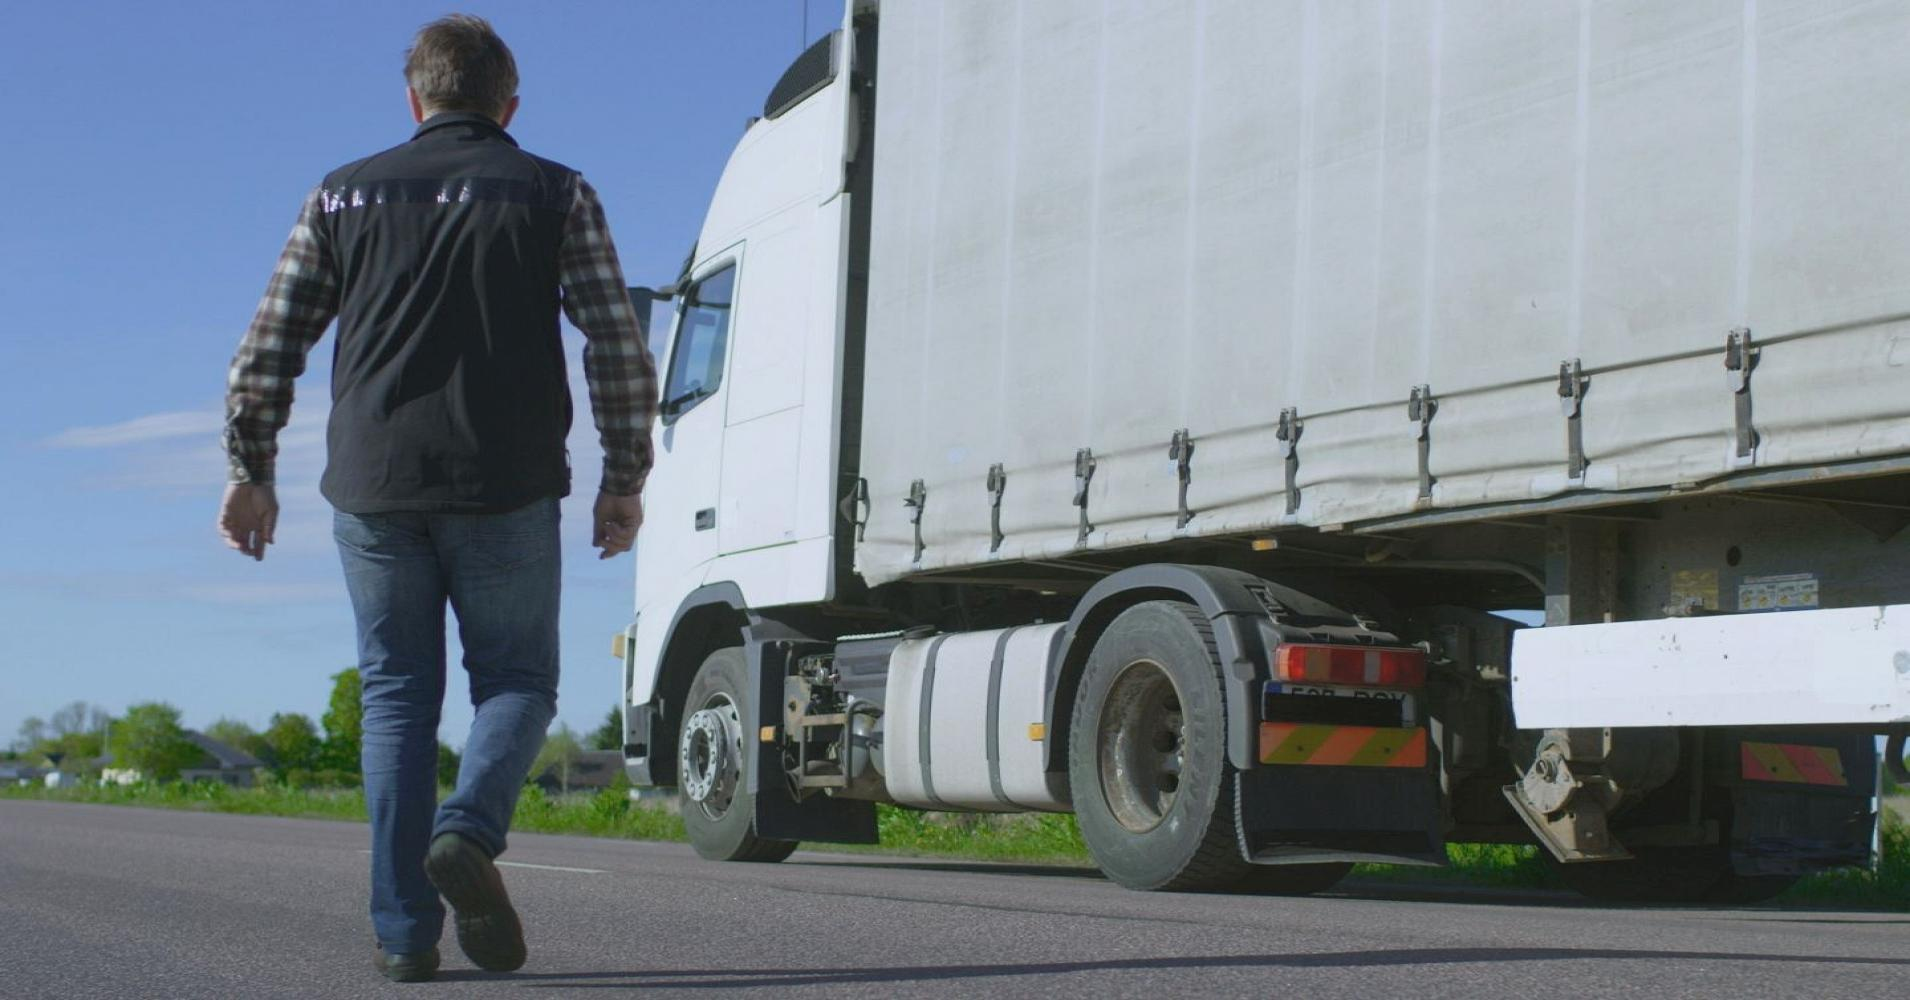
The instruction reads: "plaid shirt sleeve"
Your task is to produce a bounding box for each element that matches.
[559,176,659,496]
[224,187,338,485]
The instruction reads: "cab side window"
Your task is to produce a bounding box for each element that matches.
[661,265,735,423]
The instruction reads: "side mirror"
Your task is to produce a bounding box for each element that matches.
[627,286,663,339]
[630,286,678,360]
[633,283,680,301]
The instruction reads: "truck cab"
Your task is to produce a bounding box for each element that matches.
[624,22,873,787]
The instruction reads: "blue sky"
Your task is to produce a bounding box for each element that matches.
[0,1,833,746]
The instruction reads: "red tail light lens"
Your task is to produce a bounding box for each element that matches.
[1274,643,1426,688]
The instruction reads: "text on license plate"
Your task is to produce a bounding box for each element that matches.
[1267,683,1412,706]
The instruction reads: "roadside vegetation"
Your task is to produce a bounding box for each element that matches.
[13,690,1902,908]
[2,678,435,789]
[5,776,1902,910]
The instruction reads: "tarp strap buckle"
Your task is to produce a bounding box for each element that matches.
[905,479,927,565]
[1072,448,1096,545]
[1724,328,1759,461]
[985,463,1006,553]
[1168,429,1195,529]
[1557,360,1589,483]
[1276,408,1303,515]
[1407,385,1437,500]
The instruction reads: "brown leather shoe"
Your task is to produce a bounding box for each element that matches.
[423,833,526,972]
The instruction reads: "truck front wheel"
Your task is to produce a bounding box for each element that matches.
[1069,601,1255,891]
[678,647,798,863]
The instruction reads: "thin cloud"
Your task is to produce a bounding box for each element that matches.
[67,401,329,495]
[45,410,223,449]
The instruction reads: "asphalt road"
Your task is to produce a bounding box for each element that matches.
[1,800,1903,999]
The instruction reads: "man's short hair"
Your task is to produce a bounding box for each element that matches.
[404,14,518,118]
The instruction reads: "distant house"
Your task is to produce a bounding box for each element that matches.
[95,755,132,785]
[97,731,267,787]
[1,763,49,786]
[181,732,266,787]
[533,750,624,794]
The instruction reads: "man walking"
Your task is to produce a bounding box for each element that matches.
[218,14,656,983]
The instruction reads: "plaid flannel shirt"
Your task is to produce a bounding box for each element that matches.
[224,176,658,496]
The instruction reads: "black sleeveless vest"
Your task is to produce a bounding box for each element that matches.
[317,113,576,514]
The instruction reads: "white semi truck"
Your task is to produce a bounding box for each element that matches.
[615,0,1910,900]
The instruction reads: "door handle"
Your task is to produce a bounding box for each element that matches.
[694,508,716,531]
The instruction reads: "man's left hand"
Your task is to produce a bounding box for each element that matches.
[593,490,643,560]
[218,483,280,561]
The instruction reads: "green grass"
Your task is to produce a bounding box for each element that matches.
[510,785,685,841]
[869,806,1089,864]
[1778,821,1908,909]
[5,781,1902,909]
[1354,843,1554,888]
[2,778,371,822]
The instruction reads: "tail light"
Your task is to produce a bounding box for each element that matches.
[1275,643,1426,688]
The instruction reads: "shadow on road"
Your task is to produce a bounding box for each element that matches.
[1329,882,1910,918]
[784,856,1909,918]
[789,857,1099,880]
[437,946,1910,990]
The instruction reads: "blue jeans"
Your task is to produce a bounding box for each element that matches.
[333,498,561,954]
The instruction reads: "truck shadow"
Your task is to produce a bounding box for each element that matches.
[447,946,1909,990]
[788,857,1099,879]
[783,856,1909,917]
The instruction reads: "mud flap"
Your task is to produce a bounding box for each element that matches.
[745,634,880,845]
[621,703,659,786]
[1235,764,1446,867]
[1713,727,1877,876]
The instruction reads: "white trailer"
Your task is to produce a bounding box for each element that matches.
[617,0,1910,900]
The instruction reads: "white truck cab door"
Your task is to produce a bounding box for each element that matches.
[638,23,864,617]
[635,256,740,611]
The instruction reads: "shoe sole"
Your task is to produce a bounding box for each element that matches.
[424,838,527,972]
[372,946,440,983]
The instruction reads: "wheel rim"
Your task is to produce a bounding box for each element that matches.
[680,693,743,820]
[1095,658,1186,834]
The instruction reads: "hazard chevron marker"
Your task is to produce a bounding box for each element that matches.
[1740,742,1846,786]
[1259,723,1428,767]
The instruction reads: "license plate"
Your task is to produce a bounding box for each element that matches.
[1269,682,1408,701]
[1266,683,1414,715]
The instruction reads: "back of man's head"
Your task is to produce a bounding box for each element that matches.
[404,13,518,120]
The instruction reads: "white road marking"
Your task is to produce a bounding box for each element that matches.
[355,850,605,875]
[495,861,606,875]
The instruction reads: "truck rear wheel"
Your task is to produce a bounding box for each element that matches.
[1069,601,1254,891]
[678,647,798,863]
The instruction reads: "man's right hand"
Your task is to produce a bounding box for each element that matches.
[593,490,643,560]
[218,483,280,561]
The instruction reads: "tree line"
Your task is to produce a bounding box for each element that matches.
[8,671,627,790]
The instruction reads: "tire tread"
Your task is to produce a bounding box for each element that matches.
[1152,604,1255,891]
[680,647,799,864]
